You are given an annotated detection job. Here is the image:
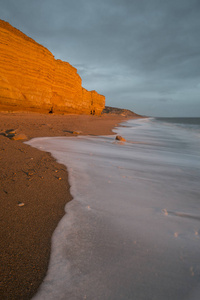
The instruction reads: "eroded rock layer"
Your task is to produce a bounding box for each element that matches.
[0,20,105,115]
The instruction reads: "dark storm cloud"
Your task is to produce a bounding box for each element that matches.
[1,0,200,116]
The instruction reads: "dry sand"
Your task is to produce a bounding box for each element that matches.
[0,111,138,300]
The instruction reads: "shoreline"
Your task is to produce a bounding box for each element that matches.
[0,112,141,299]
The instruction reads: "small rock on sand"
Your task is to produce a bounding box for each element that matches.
[4,129,16,138]
[116,135,126,142]
[11,133,27,140]
[6,129,16,134]
[5,133,15,138]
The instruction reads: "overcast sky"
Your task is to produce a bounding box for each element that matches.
[1,0,200,116]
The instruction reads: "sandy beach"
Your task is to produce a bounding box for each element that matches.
[0,111,136,300]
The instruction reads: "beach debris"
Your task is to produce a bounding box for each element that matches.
[5,133,15,138]
[116,135,126,142]
[72,131,82,135]
[3,128,28,140]
[18,202,25,207]
[5,129,16,134]
[11,133,27,140]
[3,129,16,138]
[58,177,62,180]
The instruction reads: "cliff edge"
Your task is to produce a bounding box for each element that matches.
[0,20,105,115]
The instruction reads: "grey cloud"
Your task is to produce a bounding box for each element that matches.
[0,0,200,116]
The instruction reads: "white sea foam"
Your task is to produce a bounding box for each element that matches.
[27,118,200,300]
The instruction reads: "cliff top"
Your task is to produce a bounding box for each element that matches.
[0,19,54,57]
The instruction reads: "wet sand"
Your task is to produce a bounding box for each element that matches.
[0,111,139,299]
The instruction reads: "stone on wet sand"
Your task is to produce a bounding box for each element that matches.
[11,133,27,140]
[116,135,126,142]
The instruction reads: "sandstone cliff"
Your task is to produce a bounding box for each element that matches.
[0,20,105,115]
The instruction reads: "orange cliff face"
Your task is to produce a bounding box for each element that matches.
[0,20,105,115]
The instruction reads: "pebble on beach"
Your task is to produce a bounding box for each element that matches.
[115,135,126,142]
[11,133,27,140]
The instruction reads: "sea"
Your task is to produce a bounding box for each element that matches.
[26,117,200,300]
